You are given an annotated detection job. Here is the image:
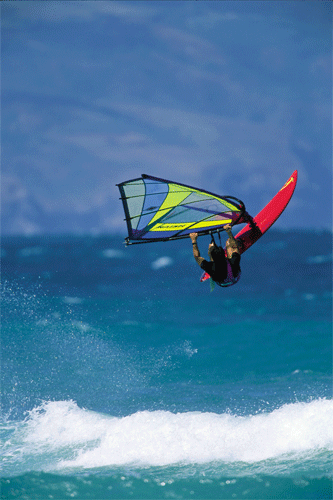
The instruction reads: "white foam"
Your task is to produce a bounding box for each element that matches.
[101,249,125,259]
[18,246,45,257]
[14,399,333,470]
[307,254,332,264]
[23,401,110,448]
[151,256,173,270]
[62,296,83,305]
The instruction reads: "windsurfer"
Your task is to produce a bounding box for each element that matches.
[190,225,241,287]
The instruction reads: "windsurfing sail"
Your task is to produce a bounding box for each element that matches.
[117,174,247,245]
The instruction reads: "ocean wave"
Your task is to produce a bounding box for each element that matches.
[1,399,332,475]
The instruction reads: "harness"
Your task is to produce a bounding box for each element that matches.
[215,264,241,287]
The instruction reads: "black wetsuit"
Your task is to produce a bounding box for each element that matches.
[200,245,241,286]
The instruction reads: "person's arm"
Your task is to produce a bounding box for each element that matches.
[190,233,205,266]
[224,224,240,256]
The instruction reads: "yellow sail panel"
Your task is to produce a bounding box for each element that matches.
[148,183,191,226]
[150,220,232,232]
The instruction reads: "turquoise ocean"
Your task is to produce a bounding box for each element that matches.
[1,230,332,499]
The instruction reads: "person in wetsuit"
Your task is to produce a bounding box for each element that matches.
[190,225,241,287]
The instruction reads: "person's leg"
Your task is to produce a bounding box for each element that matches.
[228,252,241,277]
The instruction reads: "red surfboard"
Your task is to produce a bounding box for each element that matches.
[201,170,298,282]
